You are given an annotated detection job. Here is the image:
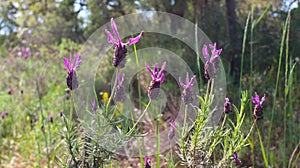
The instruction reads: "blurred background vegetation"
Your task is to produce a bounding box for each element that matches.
[0,0,300,167]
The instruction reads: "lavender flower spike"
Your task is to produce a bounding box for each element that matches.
[105,18,143,68]
[224,97,232,114]
[114,73,125,102]
[202,42,222,80]
[49,113,53,123]
[252,92,266,119]
[145,157,151,168]
[63,53,82,90]
[146,61,166,100]
[233,152,242,166]
[179,73,196,104]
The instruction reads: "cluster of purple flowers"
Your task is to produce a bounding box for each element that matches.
[8,47,40,59]
[224,92,266,166]
[60,18,269,167]
[223,92,266,119]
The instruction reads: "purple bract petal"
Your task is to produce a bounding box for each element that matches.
[252,92,260,104]
[157,61,166,78]
[261,94,266,105]
[105,29,117,45]
[202,45,209,61]
[110,18,121,42]
[63,57,71,72]
[146,64,155,78]
[179,77,184,88]
[179,73,196,90]
[124,31,143,46]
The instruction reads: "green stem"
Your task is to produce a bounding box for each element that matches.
[126,100,152,136]
[256,123,269,167]
[283,12,291,168]
[221,115,227,128]
[267,12,290,162]
[195,20,202,87]
[239,13,251,94]
[105,69,119,116]
[205,80,211,102]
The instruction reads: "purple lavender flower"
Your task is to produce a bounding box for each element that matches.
[49,114,53,123]
[145,157,151,168]
[7,88,12,95]
[233,152,242,166]
[41,124,45,133]
[65,90,70,100]
[168,120,176,140]
[59,110,63,117]
[146,62,166,100]
[1,112,5,119]
[1,110,8,119]
[224,98,232,114]
[202,42,222,80]
[179,73,196,104]
[252,92,266,119]
[105,18,143,68]
[8,47,12,52]
[63,53,82,90]
[114,73,125,102]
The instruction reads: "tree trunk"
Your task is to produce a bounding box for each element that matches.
[225,0,240,79]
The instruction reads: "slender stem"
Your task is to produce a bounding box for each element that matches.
[205,80,211,102]
[256,123,269,167]
[105,69,119,116]
[283,12,291,168]
[221,115,227,128]
[126,100,152,136]
[156,105,160,168]
[195,20,202,88]
[210,79,215,98]
[239,13,251,94]
[250,3,254,166]
[183,104,188,137]
[244,119,257,142]
[267,11,290,160]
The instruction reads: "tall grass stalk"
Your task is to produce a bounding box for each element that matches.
[133,43,146,166]
[250,3,255,165]
[283,11,291,168]
[195,21,202,87]
[267,12,290,164]
[126,100,151,136]
[239,13,250,94]
[248,4,270,166]
[256,124,268,167]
